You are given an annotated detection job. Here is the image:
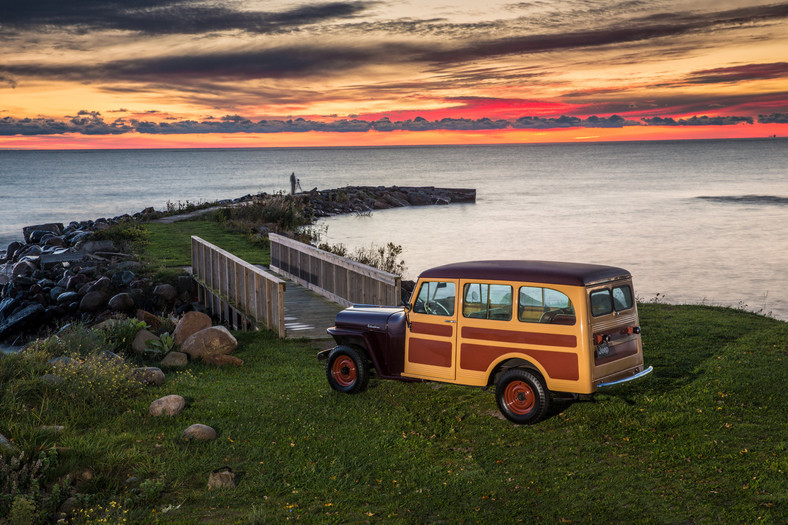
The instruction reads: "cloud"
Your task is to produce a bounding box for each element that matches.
[758,113,788,124]
[1,1,374,35]
[642,115,753,126]
[5,110,761,136]
[686,62,788,84]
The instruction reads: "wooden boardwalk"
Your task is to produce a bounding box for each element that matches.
[277,275,344,340]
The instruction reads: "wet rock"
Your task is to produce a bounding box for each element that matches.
[149,394,186,416]
[23,223,63,243]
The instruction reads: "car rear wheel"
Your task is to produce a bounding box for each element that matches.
[326,345,369,394]
[495,368,550,424]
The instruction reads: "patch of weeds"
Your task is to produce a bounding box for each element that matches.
[88,222,150,253]
[0,448,66,522]
[319,241,407,276]
[215,193,312,233]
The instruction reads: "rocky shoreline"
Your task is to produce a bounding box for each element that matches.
[0,185,475,345]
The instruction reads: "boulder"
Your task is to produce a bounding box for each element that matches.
[108,292,135,313]
[149,394,186,416]
[160,351,188,368]
[181,326,237,360]
[136,309,161,331]
[153,284,177,303]
[79,291,109,312]
[173,311,212,345]
[23,223,63,243]
[132,329,159,354]
[182,423,216,441]
[208,467,236,490]
[131,367,165,386]
[0,303,45,340]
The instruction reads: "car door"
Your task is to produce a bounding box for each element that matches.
[404,279,459,381]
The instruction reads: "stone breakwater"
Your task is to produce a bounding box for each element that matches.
[0,186,475,344]
[298,186,476,217]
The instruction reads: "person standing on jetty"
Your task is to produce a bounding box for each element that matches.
[289,172,302,195]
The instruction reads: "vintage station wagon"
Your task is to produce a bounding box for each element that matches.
[319,260,652,424]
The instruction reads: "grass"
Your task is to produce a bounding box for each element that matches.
[143,218,270,268]
[1,303,786,523]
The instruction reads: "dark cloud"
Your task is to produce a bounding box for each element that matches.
[758,113,788,124]
[422,3,788,63]
[4,110,757,136]
[642,115,753,126]
[0,1,373,35]
[686,62,788,84]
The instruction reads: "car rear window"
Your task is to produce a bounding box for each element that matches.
[590,285,633,316]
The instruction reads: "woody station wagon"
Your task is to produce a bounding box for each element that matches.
[318,260,653,424]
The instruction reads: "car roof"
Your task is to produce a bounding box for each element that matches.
[418,260,631,287]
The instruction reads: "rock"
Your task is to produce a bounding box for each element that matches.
[153,284,177,303]
[99,350,124,364]
[66,273,89,290]
[92,318,124,331]
[182,423,216,441]
[58,496,79,519]
[11,259,36,277]
[79,239,116,253]
[42,373,65,385]
[56,291,80,305]
[160,351,188,368]
[86,276,112,295]
[136,309,161,331]
[48,356,76,367]
[181,325,237,360]
[79,291,108,312]
[0,303,45,340]
[0,297,21,319]
[38,425,66,434]
[23,223,63,243]
[131,367,165,386]
[108,292,135,312]
[202,354,244,367]
[208,467,236,490]
[173,311,212,345]
[112,270,135,287]
[149,394,186,416]
[132,329,159,354]
[0,432,19,454]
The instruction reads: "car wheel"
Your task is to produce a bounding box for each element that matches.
[326,345,369,394]
[495,368,550,424]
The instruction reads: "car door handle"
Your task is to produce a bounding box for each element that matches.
[444,320,456,323]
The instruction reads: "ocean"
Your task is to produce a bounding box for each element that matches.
[1,139,787,319]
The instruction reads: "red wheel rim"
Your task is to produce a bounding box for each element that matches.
[503,380,535,415]
[331,355,357,387]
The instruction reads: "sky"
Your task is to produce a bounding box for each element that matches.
[1,0,787,149]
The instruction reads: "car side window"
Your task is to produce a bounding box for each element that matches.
[613,285,633,310]
[413,281,456,316]
[463,283,512,321]
[519,286,575,325]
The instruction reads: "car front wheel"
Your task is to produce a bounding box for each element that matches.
[495,368,550,424]
[326,345,369,394]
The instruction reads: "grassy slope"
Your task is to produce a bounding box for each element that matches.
[55,303,784,524]
[143,219,270,268]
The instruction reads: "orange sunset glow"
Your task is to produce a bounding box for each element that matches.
[2,1,787,149]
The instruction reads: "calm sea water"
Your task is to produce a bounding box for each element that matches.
[1,139,787,319]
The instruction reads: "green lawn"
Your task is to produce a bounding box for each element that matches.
[143,219,270,268]
[3,303,784,523]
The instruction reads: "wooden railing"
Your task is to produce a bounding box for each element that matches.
[269,233,400,307]
[191,236,286,337]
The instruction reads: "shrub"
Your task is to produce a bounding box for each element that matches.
[0,449,63,521]
[88,222,150,253]
[215,193,312,233]
[320,241,407,277]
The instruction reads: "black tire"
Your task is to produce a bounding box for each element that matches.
[326,345,369,394]
[495,368,550,424]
